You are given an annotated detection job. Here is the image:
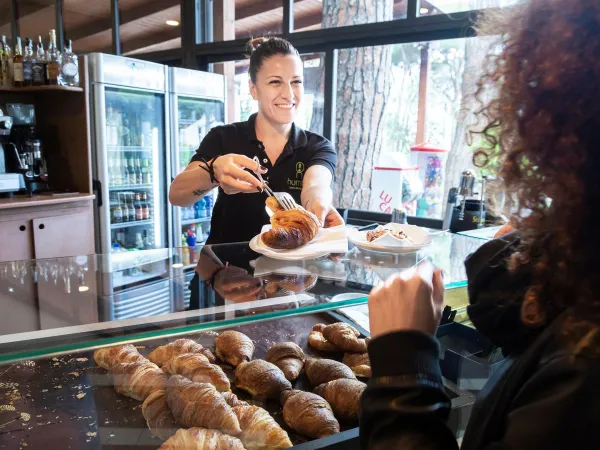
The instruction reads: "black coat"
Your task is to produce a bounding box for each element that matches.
[360,232,600,449]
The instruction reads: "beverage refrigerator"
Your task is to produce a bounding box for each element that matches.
[169,67,225,260]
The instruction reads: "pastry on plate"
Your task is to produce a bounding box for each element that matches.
[261,197,321,250]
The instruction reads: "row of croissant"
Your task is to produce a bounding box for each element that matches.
[92,322,372,449]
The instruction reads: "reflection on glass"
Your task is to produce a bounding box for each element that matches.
[105,88,165,253]
[419,0,521,16]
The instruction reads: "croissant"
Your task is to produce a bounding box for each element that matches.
[162,353,230,392]
[265,342,306,381]
[148,338,216,366]
[343,352,371,378]
[111,361,168,401]
[166,375,241,435]
[141,390,179,441]
[322,323,367,353]
[280,389,340,439]
[94,344,147,369]
[235,360,292,400]
[313,379,366,423]
[262,197,321,250]
[233,404,293,449]
[221,391,249,408]
[304,357,356,386]
[159,427,245,450]
[308,330,339,352]
[216,330,255,367]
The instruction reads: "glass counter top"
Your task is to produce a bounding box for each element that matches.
[0,232,485,363]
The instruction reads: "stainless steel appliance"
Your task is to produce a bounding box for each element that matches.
[0,108,26,196]
[169,67,225,255]
[88,53,171,261]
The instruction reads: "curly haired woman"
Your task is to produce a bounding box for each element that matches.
[360,0,600,448]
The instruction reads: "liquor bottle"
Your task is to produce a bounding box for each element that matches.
[58,39,78,87]
[12,37,24,87]
[135,158,143,184]
[1,36,10,87]
[32,36,46,86]
[23,38,33,86]
[120,193,129,223]
[142,159,152,184]
[46,29,60,85]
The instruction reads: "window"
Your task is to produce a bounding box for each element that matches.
[213,0,283,42]
[294,0,406,32]
[330,37,492,218]
[215,53,325,135]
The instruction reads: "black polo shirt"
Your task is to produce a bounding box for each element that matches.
[191,113,337,244]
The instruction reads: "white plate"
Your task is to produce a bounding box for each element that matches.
[250,225,348,261]
[348,223,432,254]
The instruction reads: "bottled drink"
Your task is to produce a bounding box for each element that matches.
[142,198,150,220]
[128,194,136,222]
[128,158,137,185]
[142,230,151,249]
[58,39,79,87]
[121,156,128,183]
[120,193,129,223]
[142,159,152,184]
[32,35,46,86]
[113,157,122,186]
[46,29,60,85]
[23,38,33,86]
[1,36,10,87]
[112,203,123,224]
[12,37,24,87]
[135,197,143,221]
[135,158,143,184]
[135,233,144,250]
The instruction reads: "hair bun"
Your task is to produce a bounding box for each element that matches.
[246,37,268,54]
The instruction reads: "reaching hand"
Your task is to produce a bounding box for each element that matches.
[307,201,344,228]
[212,154,267,195]
[368,262,445,338]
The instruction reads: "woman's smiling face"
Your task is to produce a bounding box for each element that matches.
[250,54,304,125]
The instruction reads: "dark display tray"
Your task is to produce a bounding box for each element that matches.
[0,313,361,449]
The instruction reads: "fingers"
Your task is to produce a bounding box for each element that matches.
[432,268,445,306]
[228,166,263,190]
[416,261,435,286]
[233,154,268,173]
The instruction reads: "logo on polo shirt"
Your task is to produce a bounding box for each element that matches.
[287,162,306,190]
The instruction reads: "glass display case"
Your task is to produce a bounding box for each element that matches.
[0,232,487,449]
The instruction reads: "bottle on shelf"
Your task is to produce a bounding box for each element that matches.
[32,35,46,86]
[23,38,33,86]
[128,158,137,185]
[142,230,151,249]
[141,192,150,220]
[127,193,136,222]
[45,29,60,85]
[112,201,123,224]
[181,234,190,266]
[135,193,143,221]
[1,36,11,87]
[120,193,129,224]
[135,232,144,250]
[142,158,152,184]
[58,39,79,87]
[135,158,143,184]
[112,157,122,186]
[12,37,24,88]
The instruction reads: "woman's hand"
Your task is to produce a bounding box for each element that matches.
[307,200,344,228]
[212,154,267,195]
[368,263,445,338]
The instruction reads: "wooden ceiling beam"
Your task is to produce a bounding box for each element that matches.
[67,0,179,42]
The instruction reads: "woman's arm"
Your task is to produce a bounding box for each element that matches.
[301,165,334,224]
[169,161,219,207]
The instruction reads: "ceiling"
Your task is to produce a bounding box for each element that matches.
[0,0,438,58]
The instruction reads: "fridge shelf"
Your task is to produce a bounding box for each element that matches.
[110,184,153,191]
[107,146,154,152]
[181,217,211,226]
[111,219,153,229]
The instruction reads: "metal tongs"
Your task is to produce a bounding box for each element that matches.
[252,156,297,210]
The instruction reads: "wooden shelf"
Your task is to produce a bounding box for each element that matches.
[0,85,83,93]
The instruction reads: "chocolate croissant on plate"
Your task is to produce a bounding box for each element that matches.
[111,360,168,401]
[148,338,217,366]
[313,378,366,424]
[304,357,357,386]
[216,330,255,367]
[322,322,367,353]
[233,404,293,449]
[262,197,321,250]
[141,390,179,441]
[280,389,340,439]
[265,342,306,381]
[235,359,292,400]
[162,353,230,392]
[166,375,241,435]
[159,428,245,450]
[94,344,147,370]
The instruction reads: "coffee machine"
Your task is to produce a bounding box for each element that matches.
[442,170,487,232]
[4,104,49,195]
[0,109,26,197]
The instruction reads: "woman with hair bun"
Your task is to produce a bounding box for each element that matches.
[169,36,343,244]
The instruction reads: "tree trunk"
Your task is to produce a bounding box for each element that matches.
[310,0,394,209]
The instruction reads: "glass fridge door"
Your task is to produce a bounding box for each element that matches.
[176,96,224,255]
[104,88,167,256]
